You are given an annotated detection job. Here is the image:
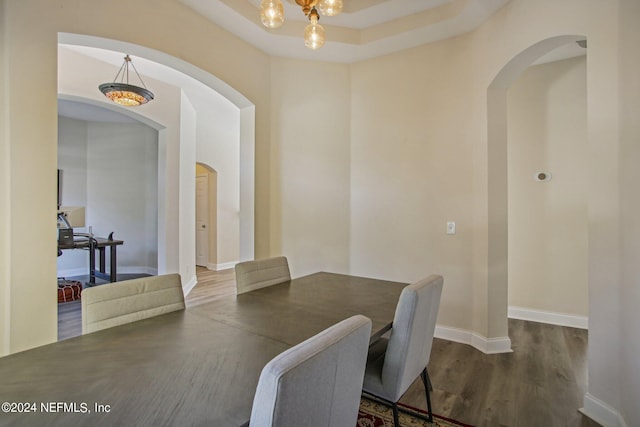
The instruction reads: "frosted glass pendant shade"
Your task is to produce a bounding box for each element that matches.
[260,0,285,28]
[304,9,325,50]
[318,0,343,17]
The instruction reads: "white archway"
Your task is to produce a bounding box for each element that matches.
[57,33,255,290]
[486,35,587,341]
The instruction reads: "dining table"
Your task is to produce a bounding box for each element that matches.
[0,272,407,426]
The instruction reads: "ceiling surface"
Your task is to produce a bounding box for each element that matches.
[179,0,586,63]
[58,0,586,121]
[179,0,514,63]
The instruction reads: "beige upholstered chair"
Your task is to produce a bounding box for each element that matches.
[248,315,372,427]
[81,273,185,334]
[234,256,291,294]
[362,274,444,426]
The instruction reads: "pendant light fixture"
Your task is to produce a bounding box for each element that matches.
[99,55,154,107]
[304,8,325,50]
[260,0,343,50]
[260,0,285,28]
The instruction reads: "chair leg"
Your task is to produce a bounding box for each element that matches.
[421,367,434,423]
[391,402,400,427]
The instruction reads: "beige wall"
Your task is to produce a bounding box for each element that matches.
[619,0,640,424]
[1,0,638,423]
[193,89,242,268]
[3,0,60,353]
[269,58,351,277]
[0,0,9,357]
[0,0,270,354]
[507,57,588,318]
[347,1,629,422]
[350,34,476,331]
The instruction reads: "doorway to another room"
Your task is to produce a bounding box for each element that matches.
[196,163,218,269]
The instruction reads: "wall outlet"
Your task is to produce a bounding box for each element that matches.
[446,221,456,235]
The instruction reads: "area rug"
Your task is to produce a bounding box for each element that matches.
[358,397,474,427]
[57,279,83,303]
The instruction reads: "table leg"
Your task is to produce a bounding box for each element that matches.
[110,245,117,282]
[89,240,96,285]
[99,248,106,275]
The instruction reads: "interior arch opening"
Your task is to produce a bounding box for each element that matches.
[57,34,255,298]
[486,35,588,344]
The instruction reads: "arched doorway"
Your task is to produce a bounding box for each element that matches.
[196,163,218,269]
[486,35,588,342]
[57,34,255,292]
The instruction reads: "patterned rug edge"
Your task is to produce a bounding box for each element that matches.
[358,397,475,427]
[398,401,475,427]
[57,279,83,303]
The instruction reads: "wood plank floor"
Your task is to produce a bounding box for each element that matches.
[411,319,601,427]
[58,268,600,427]
[185,266,236,308]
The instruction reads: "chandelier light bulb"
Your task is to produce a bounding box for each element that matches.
[260,0,285,29]
[318,0,343,17]
[304,8,325,50]
[258,0,336,50]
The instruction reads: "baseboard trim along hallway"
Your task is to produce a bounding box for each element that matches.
[508,306,588,329]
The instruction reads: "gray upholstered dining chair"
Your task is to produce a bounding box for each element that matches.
[81,273,185,334]
[247,315,372,427]
[362,274,444,426]
[235,256,291,294]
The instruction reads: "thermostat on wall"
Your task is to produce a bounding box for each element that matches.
[534,172,552,182]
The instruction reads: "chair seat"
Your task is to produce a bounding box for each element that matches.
[363,337,390,398]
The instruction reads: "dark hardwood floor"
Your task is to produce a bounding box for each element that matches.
[410,319,601,427]
[57,268,600,427]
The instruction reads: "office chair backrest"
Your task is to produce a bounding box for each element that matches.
[235,256,291,294]
[82,273,185,334]
[382,275,443,401]
[249,315,372,427]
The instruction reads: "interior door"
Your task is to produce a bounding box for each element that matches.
[196,175,209,267]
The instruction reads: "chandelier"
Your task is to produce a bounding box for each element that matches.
[98,55,154,107]
[260,0,343,50]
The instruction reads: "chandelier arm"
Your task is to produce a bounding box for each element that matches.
[113,60,128,84]
[129,60,149,90]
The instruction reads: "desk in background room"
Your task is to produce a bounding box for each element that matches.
[58,236,124,284]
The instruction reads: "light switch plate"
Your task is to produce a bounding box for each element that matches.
[446,221,456,235]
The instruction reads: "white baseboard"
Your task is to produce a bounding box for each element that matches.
[435,325,513,354]
[206,262,237,271]
[118,266,158,276]
[508,306,588,329]
[57,268,88,278]
[580,393,628,427]
[182,275,198,296]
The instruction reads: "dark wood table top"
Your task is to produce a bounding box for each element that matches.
[0,272,406,426]
[58,237,124,250]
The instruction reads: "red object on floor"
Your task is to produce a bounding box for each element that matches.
[58,280,82,303]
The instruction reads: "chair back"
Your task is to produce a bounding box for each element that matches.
[249,315,372,427]
[382,275,443,400]
[82,273,185,334]
[235,256,291,294]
